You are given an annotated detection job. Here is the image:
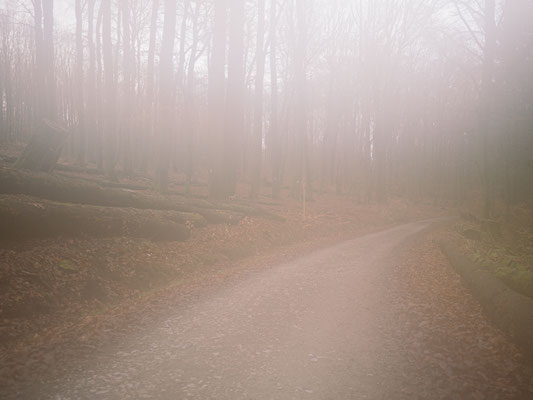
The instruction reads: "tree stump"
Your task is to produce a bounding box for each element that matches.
[14,119,69,172]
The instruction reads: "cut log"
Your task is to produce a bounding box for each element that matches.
[0,195,201,241]
[216,202,285,221]
[0,166,193,211]
[183,198,285,221]
[54,163,105,175]
[194,209,243,224]
[55,171,150,191]
[0,154,18,165]
[14,120,69,172]
[0,167,284,221]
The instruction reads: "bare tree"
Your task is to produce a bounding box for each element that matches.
[120,0,133,173]
[86,0,98,164]
[184,0,202,193]
[218,0,245,198]
[102,0,117,179]
[479,0,497,217]
[75,0,85,165]
[156,0,177,191]
[42,0,55,120]
[208,0,228,198]
[270,0,281,198]
[292,0,308,203]
[250,0,266,199]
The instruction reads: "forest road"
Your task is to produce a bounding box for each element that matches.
[50,218,456,399]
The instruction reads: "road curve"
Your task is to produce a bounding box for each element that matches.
[45,220,467,399]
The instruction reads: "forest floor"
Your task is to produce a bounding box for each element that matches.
[3,218,533,399]
[0,162,447,395]
[1,152,532,397]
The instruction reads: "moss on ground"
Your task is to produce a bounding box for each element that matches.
[455,217,533,299]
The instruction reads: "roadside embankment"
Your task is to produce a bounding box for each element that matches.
[440,241,533,364]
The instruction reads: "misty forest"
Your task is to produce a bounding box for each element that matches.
[1,0,533,398]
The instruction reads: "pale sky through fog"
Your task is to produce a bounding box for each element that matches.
[54,0,74,29]
[0,0,74,28]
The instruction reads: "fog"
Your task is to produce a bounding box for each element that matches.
[2,1,533,398]
[0,0,531,208]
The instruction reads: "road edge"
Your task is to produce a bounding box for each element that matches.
[439,241,533,364]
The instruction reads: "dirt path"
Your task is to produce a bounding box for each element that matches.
[13,220,533,399]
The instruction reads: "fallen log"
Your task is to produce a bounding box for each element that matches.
[55,171,150,191]
[0,166,193,210]
[0,167,283,221]
[182,198,285,221]
[54,163,105,175]
[0,154,18,165]
[194,209,243,225]
[216,202,286,221]
[0,195,201,241]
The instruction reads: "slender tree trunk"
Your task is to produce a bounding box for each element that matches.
[270,0,281,199]
[250,0,266,199]
[156,0,177,192]
[221,0,245,198]
[86,0,98,164]
[75,0,85,165]
[177,0,190,92]
[293,0,308,202]
[184,1,201,194]
[0,42,4,142]
[42,0,56,120]
[102,0,117,179]
[208,0,228,198]
[143,0,160,172]
[1,13,14,142]
[33,0,45,125]
[121,0,133,173]
[174,0,190,172]
[95,1,104,169]
[480,0,497,218]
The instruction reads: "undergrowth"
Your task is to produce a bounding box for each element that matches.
[459,219,533,299]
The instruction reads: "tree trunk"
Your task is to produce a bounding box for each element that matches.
[176,0,190,92]
[250,0,266,199]
[121,0,133,174]
[480,0,497,218]
[208,0,228,198]
[95,0,105,169]
[184,1,201,194]
[32,0,56,125]
[143,0,160,173]
[75,0,86,165]
[293,0,308,202]
[174,0,190,173]
[42,0,56,120]
[222,0,245,198]
[270,0,281,199]
[32,0,45,125]
[86,0,98,165]
[102,0,117,180]
[156,0,178,192]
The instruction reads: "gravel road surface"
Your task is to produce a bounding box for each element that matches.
[41,220,533,399]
